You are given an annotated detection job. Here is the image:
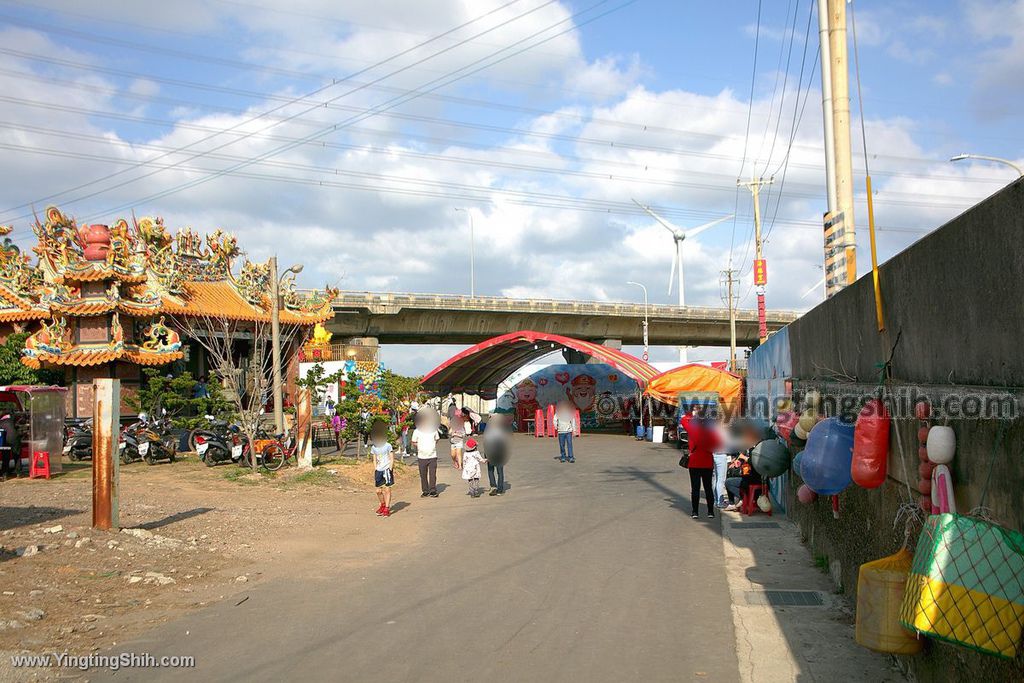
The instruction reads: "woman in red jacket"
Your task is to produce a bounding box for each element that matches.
[680,406,721,519]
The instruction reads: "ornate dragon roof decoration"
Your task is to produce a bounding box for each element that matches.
[5,205,334,371]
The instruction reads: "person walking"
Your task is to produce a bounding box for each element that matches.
[0,413,20,481]
[711,417,735,509]
[555,401,576,463]
[448,403,465,470]
[411,408,441,498]
[483,414,510,495]
[680,405,720,519]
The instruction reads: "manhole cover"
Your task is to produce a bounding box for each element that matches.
[745,591,824,607]
[730,522,781,529]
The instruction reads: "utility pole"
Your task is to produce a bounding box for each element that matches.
[738,177,774,345]
[817,0,837,216]
[270,256,283,435]
[828,0,856,286]
[626,281,649,362]
[720,268,739,372]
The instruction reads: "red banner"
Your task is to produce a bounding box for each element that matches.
[753,258,768,286]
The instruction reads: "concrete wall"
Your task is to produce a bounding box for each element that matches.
[778,179,1024,682]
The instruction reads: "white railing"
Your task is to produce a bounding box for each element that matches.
[308,289,801,322]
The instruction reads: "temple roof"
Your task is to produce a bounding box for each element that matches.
[1,206,335,370]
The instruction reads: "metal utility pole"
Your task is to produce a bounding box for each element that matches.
[738,177,774,345]
[92,379,119,530]
[817,0,837,215]
[828,0,856,286]
[720,268,740,371]
[627,281,649,362]
[270,256,283,434]
[270,257,304,435]
[454,207,475,296]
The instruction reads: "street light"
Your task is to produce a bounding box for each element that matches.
[950,153,1024,178]
[270,257,304,435]
[454,207,475,297]
[626,281,649,362]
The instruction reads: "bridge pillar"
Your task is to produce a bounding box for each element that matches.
[588,339,622,364]
[562,348,587,365]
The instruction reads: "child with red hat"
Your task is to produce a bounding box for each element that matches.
[461,438,486,498]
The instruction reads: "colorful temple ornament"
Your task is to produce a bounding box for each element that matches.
[0,206,336,415]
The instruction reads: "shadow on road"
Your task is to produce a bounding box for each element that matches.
[137,507,215,530]
[0,505,84,531]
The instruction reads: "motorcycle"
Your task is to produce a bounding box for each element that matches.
[194,423,250,467]
[63,418,93,461]
[135,414,177,465]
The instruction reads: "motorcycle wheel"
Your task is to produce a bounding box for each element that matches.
[144,453,156,466]
[168,452,176,463]
[120,449,132,465]
[203,450,218,467]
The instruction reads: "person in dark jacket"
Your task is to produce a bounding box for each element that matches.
[680,406,720,519]
[483,414,510,496]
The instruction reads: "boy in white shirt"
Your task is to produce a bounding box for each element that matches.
[370,423,394,517]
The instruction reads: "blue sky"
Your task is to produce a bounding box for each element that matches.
[0,0,1019,373]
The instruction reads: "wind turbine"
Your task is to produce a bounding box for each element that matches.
[631,199,733,364]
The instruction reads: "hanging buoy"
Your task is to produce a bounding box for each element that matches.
[801,417,855,496]
[797,484,817,504]
[752,438,791,478]
[926,426,955,464]
[852,398,890,489]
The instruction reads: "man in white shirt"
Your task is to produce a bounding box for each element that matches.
[555,402,577,463]
[412,408,441,498]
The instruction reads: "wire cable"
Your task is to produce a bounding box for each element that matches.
[0,0,536,218]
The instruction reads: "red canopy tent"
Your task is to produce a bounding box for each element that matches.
[421,330,659,400]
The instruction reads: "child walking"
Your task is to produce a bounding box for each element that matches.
[461,438,486,497]
[369,422,394,517]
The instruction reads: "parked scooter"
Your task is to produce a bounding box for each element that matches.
[63,418,93,461]
[135,413,177,465]
[194,422,250,467]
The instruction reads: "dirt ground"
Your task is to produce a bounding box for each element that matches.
[0,451,419,680]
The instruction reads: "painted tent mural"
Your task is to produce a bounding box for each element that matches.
[496,364,638,431]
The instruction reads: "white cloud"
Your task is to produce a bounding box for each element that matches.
[0,3,1007,375]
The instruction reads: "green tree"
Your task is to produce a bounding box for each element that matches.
[379,369,423,415]
[126,368,236,430]
[0,333,62,386]
[294,362,346,408]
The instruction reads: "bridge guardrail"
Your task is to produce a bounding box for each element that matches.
[304,290,801,323]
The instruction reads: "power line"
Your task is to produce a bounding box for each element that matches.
[0,45,998,176]
[0,138,941,236]
[0,121,985,213]
[0,0,539,218]
[77,0,641,222]
[730,0,763,268]
[0,88,1002,202]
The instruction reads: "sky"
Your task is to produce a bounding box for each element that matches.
[0,0,1020,374]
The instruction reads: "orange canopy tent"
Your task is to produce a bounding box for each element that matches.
[643,364,743,414]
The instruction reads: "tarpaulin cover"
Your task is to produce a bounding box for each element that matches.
[421,330,659,400]
[746,326,791,379]
[643,363,743,413]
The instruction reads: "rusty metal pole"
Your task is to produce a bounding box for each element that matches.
[92,378,120,530]
[296,386,313,470]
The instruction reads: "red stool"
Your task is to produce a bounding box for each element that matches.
[29,451,51,480]
[742,484,771,516]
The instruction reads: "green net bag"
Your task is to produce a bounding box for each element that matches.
[899,513,1024,658]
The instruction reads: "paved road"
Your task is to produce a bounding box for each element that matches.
[104,435,740,682]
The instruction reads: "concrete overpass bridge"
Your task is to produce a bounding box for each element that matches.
[318,291,800,346]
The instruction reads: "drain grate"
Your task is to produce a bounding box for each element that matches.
[730,522,781,529]
[745,590,824,607]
